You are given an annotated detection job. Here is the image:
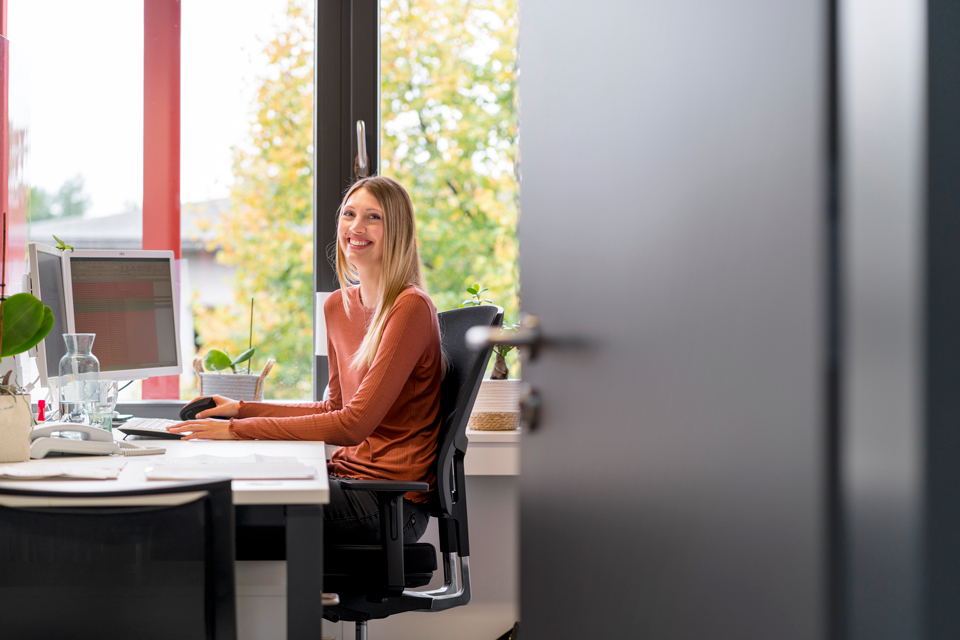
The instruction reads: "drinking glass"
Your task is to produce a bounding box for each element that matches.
[90,380,119,432]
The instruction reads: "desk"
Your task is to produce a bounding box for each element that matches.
[0,434,329,640]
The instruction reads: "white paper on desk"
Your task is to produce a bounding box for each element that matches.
[158,454,300,466]
[0,465,124,480]
[144,454,317,480]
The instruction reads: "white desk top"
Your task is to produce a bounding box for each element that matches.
[0,435,330,506]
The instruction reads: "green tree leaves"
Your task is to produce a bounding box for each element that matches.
[29,175,90,222]
[194,0,314,397]
[381,0,520,326]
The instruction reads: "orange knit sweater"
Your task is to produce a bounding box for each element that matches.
[229,285,442,501]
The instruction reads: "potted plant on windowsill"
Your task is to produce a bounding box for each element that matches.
[460,284,521,431]
[192,298,275,402]
[0,214,55,462]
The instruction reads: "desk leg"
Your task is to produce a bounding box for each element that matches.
[286,505,323,640]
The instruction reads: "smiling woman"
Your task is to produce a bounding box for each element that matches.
[173,176,442,546]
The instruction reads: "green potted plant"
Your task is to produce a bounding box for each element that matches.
[0,215,55,462]
[192,299,275,401]
[460,283,520,431]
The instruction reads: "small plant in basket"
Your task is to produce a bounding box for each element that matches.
[193,298,275,402]
[460,283,518,380]
[200,297,259,375]
[460,283,521,431]
[202,347,256,374]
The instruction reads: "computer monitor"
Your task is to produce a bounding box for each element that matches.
[26,243,71,387]
[64,249,182,381]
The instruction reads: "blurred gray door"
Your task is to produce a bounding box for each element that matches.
[519,1,830,638]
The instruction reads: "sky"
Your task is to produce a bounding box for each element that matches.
[9,0,295,218]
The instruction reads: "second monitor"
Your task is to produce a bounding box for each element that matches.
[64,250,182,381]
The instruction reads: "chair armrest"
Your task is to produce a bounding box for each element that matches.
[338,479,429,493]
[338,478,428,597]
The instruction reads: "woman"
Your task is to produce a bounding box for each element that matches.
[170,176,441,544]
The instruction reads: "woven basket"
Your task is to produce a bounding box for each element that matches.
[194,356,275,402]
[468,379,521,431]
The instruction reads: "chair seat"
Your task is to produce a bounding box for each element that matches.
[324,543,437,592]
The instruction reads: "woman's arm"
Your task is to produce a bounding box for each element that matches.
[233,316,344,418]
[227,294,435,444]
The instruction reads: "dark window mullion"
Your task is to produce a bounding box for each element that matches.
[313,0,380,401]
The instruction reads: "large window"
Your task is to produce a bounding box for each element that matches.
[11,0,315,400]
[9,1,144,232]
[184,0,315,399]
[380,0,520,374]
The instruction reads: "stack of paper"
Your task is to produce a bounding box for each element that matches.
[0,465,124,480]
[144,454,318,481]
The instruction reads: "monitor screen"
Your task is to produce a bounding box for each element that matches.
[30,246,69,384]
[69,256,180,376]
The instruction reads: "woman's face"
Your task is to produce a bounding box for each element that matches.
[339,188,385,271]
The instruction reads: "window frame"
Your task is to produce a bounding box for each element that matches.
[313,0,379,401]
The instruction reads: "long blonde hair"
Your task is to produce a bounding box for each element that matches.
[335,176,428,370]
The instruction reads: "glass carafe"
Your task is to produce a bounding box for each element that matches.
[58,334,100,425]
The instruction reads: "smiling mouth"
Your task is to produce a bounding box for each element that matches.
[348,238,371,248]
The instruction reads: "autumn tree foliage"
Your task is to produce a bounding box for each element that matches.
[381,0,519,325]
[193,1,314,397]
[194,0,519,397]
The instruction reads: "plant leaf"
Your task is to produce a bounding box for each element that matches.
[203,349,233,372]
[466,285,478,294]
[0,294,50,357]
[461,299,478,307]
[52,234,74,252]
[231,348,256,367]
[3,306,55,358]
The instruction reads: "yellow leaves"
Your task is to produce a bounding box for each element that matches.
[193,0,315,398]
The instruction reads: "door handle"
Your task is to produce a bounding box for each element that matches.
[356,120,369,178]
[466,314,543,360]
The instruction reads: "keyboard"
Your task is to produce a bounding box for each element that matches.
[117,417,183,440]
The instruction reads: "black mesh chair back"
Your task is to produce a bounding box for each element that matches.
[433,305,503,554]
[0,479,236,640]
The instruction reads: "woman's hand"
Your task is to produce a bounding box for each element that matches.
[197,395,241,419]
[168,418,237,440]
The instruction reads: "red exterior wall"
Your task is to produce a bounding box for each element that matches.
[142,0,181,399]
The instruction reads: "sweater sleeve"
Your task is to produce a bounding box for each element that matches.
[235,331,343,420]
[229,294,433,444]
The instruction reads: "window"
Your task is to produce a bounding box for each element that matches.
[11,0,316,400]
[184,0,315,399]
[380,0,520,374]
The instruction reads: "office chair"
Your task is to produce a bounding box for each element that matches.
[324,304,503,639]
[0,479,236,640]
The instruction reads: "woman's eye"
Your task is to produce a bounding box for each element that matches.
[343,211,355,218]
[370,214,381,220]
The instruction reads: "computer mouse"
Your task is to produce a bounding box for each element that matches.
[179,396,224,421]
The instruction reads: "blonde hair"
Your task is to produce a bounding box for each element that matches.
[335,176,428,370]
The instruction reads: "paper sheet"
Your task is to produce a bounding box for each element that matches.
[144,454,317,480]
[0,465,124,480]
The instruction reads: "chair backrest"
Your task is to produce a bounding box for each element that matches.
[0,479,236,640]
[433,305,503,555]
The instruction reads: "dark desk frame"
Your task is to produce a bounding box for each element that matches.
[236,505,324,639]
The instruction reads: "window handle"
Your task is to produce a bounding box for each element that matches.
[356,120,369,178]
